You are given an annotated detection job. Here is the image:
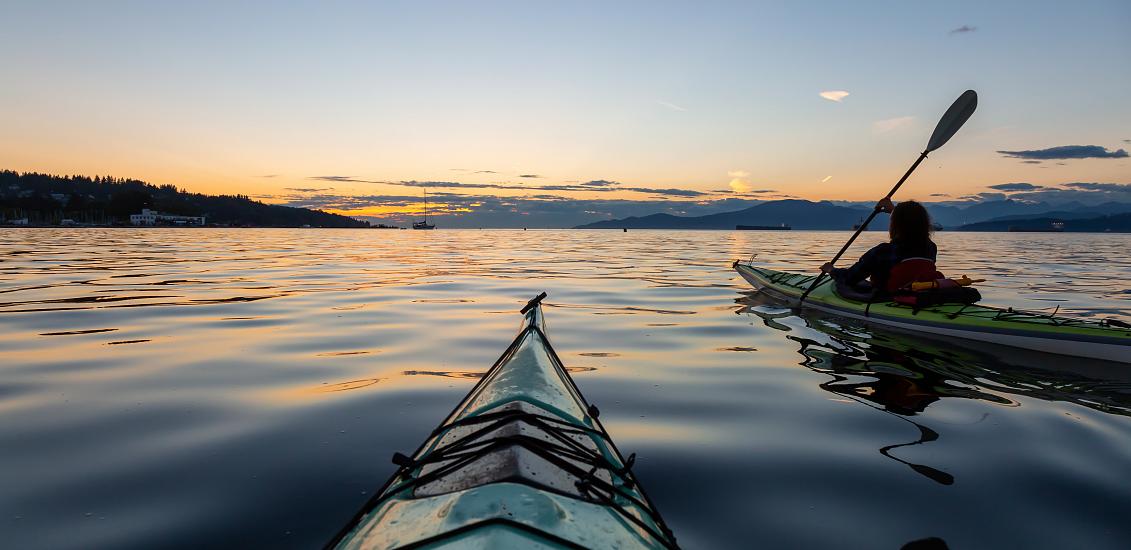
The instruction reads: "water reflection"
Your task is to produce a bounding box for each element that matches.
[737,293,1131,417]
[3,229,1129,549]
[736,291,1131,487]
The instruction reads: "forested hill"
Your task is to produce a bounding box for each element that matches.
[0,171,368,227]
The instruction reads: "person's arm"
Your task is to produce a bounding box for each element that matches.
[822,244,884,284]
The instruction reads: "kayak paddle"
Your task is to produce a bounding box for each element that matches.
[799,90,978,304]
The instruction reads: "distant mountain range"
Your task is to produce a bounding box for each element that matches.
[6,169,1130,231]
[575,199,1131,232]
[576,200,870,230]
[1,171,369,227]
[925,200,1131,228]
[958,213,1131,232]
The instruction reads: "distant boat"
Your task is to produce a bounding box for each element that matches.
[413,188,435,230]
[1009,220,1065,233]
[736,224,791,230]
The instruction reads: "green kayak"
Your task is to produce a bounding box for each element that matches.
[328,293,678,549]
[734,262,1131,364]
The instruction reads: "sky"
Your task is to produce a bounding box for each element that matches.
[1,0,1129,225]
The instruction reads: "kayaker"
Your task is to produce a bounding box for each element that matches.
[820,199,938,296]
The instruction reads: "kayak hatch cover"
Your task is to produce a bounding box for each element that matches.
[328,292,679,549]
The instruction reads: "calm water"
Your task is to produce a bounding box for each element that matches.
[2,228,1129,549]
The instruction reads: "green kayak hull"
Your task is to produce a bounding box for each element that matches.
[329,294,677,549]
[734,262,1131,364]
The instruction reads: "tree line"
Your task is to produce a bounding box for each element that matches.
[0,170,369,227]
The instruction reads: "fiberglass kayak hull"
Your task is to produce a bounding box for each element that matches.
[329,294,677,549]
[734,262,1131,364]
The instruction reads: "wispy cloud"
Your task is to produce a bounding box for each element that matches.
[285,187,333,192]
[981,181,1131,205]
[657,100,687,112]
[308,175,388,184]
[997,145,1129,160]
[949,25,977,34]
[624,187,707,197]
[518,174,541,178]
[819,90,850,102]
[359,178,709,198]
[258,174,279,178]
[987,182,1044,191]
[1064,182,1131,192]
[449,168,497,174]
[821,175,832,183]
[873,116,915,133]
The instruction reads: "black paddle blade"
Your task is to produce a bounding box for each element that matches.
[925,90,977,152]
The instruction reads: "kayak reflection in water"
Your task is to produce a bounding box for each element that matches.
[821,198,938,298]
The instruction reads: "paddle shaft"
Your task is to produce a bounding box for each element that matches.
[798,150,929,303]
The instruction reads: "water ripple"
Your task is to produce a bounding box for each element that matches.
[1,228,1129,549]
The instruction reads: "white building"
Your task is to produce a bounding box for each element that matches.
[129,209,205,226]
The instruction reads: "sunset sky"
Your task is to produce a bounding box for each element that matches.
[2,1,1128,222]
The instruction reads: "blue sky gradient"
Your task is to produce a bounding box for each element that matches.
[1,1,1128,221]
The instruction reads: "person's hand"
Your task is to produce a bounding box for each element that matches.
[820,262,835,274]
[876,198,895,213]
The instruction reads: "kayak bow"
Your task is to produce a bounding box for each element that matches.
[735,262,1131,364]
[329,292,678,549]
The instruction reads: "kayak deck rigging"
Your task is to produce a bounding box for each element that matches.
[735,261,1131,363]
[745,262,1129,331]
[329,293,678,549]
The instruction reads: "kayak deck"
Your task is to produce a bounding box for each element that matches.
[329,293,678,549]
[734,262,1131,364]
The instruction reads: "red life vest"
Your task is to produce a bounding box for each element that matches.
[886,258,943,293]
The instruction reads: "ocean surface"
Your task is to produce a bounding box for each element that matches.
[2,228,1129,549]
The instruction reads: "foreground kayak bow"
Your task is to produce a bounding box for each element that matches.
[328,292,679,549]
[735,262,1131,364]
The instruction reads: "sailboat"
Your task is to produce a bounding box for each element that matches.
[412,188,435,230]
